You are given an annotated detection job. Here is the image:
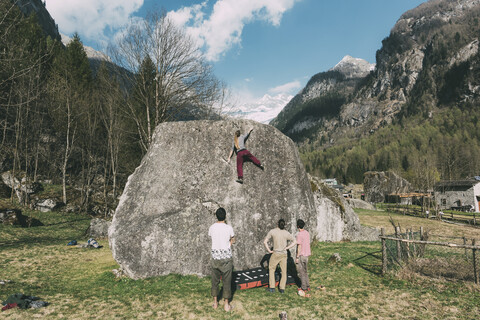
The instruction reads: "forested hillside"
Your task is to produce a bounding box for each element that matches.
[273,0,480,188]
[0,1,223,214]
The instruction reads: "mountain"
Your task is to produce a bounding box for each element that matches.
[271,0,480,185]
[15,0,60,41]
[331,55,375,78]
[60,33,113,74]
[270,56,374,139]
[60,34,109,62]
[227,93,293,124]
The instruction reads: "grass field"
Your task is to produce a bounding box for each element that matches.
[1,207,480,319]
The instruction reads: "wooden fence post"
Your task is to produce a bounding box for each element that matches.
[395,226,402,261]
[411,229,417,257]
[381,228,387,275]
[464,237,468,261]
[419,227,425,257]
[406,229,411,259]
[473,239,478,285]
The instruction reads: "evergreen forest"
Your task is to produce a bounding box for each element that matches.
[287,5,480,189]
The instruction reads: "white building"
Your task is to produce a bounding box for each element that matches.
[434,179,480,212]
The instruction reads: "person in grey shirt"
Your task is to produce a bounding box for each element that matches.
[227,128,264,184]
[263,219,296,293]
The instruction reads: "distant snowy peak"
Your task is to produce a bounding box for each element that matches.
[228,93,293,124]
[61,34,110,62]
[331,55,375,78]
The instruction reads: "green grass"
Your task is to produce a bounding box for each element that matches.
[1,207,479,319]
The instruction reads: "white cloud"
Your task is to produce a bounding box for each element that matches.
[45,0,300,61]
[46,0,144,45]
[169,0,300,61]
[167,2,206,27]
[268,80,301,95]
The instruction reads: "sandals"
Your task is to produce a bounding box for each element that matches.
[298,289,311,297]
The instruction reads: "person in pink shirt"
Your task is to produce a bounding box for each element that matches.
[295,219,311,297]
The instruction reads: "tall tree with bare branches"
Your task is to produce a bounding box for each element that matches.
[47,33,92,205]
[109,11,223,153]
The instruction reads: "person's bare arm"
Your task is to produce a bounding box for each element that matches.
[230,236,236,245]
[285,239,296,251]
[296,243,302,262]
[227,149,234,162]
[264,237,273,253]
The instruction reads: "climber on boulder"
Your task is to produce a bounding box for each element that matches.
[227,128,264,184]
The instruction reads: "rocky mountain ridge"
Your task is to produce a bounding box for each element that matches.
[16,0,60,41]
[331,55,375,79]
[270,55,374,137]
[272,0,480,147]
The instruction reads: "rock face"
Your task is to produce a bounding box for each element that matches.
[89,218,111,238]
[270,56,374,136]
[364,171,412,203]
[109,120,316,279]
[272,0,480,147]
[34,198,60,212]
[346,198,375,210]
[310,176,379,242]
[16,0,61,41]
[1,171,42,203]
[331,55,375,79]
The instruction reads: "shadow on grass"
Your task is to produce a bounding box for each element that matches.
[0,218,91,249]
[43,217,91,227]
[353,250,383,276]
[0,235,82,249]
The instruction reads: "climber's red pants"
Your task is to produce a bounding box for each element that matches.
[236,149,261,179]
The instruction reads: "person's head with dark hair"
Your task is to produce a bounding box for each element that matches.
[216,207,226,221]
[278,219,285,230]
[297,219,305,229]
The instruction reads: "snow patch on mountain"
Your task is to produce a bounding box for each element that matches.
[61,34,110,62]
[227,93,293,124]
[331,55,375,78]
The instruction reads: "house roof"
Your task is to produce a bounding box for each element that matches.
[387,192,430,198]
[434,180,480,188]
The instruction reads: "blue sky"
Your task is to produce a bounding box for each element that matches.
[46,0,427,103]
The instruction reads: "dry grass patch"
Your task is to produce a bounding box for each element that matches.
[2,209,480,319]
[357,208,480,239]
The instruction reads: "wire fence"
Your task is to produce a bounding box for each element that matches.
[380,227,480,284]
[379,203,480,226]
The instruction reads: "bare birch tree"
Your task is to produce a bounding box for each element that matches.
[109,11,223,152]
[48,34,91,205]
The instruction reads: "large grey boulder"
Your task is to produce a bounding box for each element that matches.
[35,198,60,212]
[89,218,111,238]
[109,120,316,279]
[1,171,42,203]
[311,176,379,242]
[364,171,412,203]
[346,198,375,210]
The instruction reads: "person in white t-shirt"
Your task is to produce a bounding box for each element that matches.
[208,207,235,312]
